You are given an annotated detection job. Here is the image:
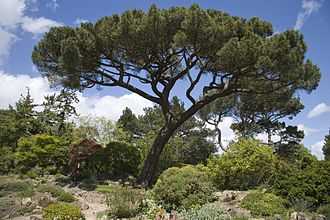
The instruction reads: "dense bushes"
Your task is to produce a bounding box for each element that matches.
[80,141,141,180]
[0,177,34,198]
[240,191,288,217]
[270,160,330,208]
[153,165,215,211]
[317,204,330,219]
[98,184,145,218]
[0,147,14,175]
[179,203,228,220]
[207,139,276,190]
[43,203,85,220]
[38,184,75,202]
[15,134,69,175]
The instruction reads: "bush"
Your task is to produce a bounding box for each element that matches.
[15,134,69,175]
[317,204,330,219]
[240,191,288,217]
[43,202,85,220]
[79,141,141,180]
[38,184,75,202]
[270,160,330,208]
[0,146,14,174]
[207,138,276,190]
[153,165,215,211]
[98,184,145,218]
[0,178,34,198]
[179,203,228,220]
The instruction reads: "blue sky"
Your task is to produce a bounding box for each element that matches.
[0,0,329,158]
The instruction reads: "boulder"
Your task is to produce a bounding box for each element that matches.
[314,214,326,220]
[30,215,42,220]
[290,212,310,220]
[214,190,249,202]
[21,198,33,207]
[35,193,55,207]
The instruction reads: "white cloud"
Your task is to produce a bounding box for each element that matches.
[297,124,319,136]
[255,132,281,144]
[76,93,153,121]
[213,117,237,149]
[0,71,153,121]
[0,71,52,108]
[308,140,325,160]
[0,0,26,28]
[0,0,62,64]
[307,103,330,118]
[205,116,237,152]
[21,16,62,35]
[74,18,89,25]
[0,0,25,64]
[0,29,17,65]
[294,0,323,30]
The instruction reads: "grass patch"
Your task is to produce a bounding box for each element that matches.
[97,184,145,218]
[43,202,85,220]
[317,204,330,219]
[37,184,75,202]
[0,178,34,198]
[241,190,288,217]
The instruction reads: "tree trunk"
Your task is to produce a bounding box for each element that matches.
[136,126,175,187]
[267,128,272,144]
[216,126,226,152]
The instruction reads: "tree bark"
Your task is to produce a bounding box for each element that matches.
[267,128,272,145]
[136,125,176,187]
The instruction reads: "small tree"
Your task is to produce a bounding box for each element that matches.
[40,89,78,136]
[32,5,320,186]
[117,107,141,138]
[323,131,330,160]
[231,91,304,144]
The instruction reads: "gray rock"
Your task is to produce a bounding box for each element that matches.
[274,214,283,220]
[314,214,326,220]
[32,206,42,215]
[21,198,32,207]
[290,212,310,220]
[30,215,42,220]
[36,193,54,207]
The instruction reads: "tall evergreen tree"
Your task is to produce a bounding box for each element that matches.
[323,131,330,160]
[32,5,321,186]
[40,89,78,136]
[117,107,141,137]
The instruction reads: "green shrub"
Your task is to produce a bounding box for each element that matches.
[139,192,165,220]
[0,179,34,197]
[38,184,75,202]
[270,160,330,208]
[317,204,330,219]
[80,141,141,180]
[58,191,75,203]
[0,146,14,174]
[207,138,276,190]
[15,134,69,175]
[43,202,85,220]
[153,165,215,211]
[179,203,228,220]
[99,184,145,218]
[241,191,288,217]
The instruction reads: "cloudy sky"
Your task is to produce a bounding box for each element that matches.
[0,0,329,159]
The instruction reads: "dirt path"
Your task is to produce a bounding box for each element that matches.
[65,187,108,220]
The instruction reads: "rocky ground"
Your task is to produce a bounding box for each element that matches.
[65,186,108,219]
[0,176,326,220]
